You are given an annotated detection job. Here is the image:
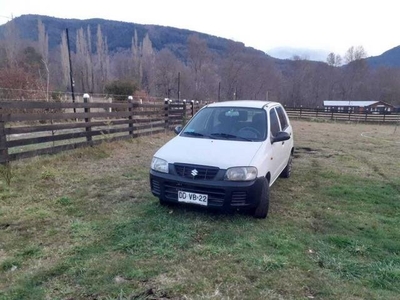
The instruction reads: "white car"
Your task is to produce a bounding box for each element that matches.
[150,100,294,218]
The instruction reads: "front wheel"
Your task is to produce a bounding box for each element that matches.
[253,178,270,219]
[159,197,167,206]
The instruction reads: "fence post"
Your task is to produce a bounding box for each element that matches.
[182,100,187,126]
[316,106,319,118]
[191,100,195,117]
[128,95,134,136]
[83,93,92,143]
[164,99,169,129]
[300,105,302,118]
[0,107,9,165]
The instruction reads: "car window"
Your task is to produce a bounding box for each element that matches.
[181,107,267,141]
[276,106,288,130]
[269,108,281,137]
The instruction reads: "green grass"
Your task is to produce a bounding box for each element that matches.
[0,121,399,299]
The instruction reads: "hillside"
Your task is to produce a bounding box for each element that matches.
[0,15,399,106]
[366,46,400,68]
[0,14,267,61]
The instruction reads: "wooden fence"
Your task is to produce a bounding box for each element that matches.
[285,107,400,123]
[0,99,201,163]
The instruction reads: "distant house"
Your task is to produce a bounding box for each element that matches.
[323,100,396,114]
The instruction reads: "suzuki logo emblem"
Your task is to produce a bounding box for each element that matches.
[191,169,198,177]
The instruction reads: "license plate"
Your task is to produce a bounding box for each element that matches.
[178,191,208,206]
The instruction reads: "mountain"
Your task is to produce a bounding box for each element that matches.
[4,15,400,70]
[0,14,268,60]
[366,46,400,68]
[267,47,330,62]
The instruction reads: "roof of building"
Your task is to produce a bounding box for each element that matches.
[323,100,378,107]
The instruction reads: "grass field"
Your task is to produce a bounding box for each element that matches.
[0,120,399,300]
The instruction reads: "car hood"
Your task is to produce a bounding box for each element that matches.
[154,136,263,169]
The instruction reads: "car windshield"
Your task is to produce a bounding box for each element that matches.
[181,107,267,141]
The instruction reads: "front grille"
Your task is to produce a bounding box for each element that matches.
[151,179,161,195]
[231,191,248,206]
[174,164,219,180]
[164,181,225,206]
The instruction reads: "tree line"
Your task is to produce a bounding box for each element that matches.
[0,18,399,107]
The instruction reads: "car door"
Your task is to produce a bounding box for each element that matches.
[275,105,293,162]
[268,107,286,183]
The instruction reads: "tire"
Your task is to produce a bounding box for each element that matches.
[253,178,270,219]
[280,154,293,178]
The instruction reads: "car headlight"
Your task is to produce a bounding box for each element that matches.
[225,167,257,181]
[151,157,169,173]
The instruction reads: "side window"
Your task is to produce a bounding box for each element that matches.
[276,106,288,130]
[269,108,281,137]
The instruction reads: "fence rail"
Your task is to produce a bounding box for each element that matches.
[0,99,201,163]
[2,101,398,163]
[285,107,400,123]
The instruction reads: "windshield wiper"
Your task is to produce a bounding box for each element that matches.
[210,132,252,141]
[182,131,205,137]
[182,131,216,139]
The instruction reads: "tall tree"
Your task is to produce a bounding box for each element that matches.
[37,19,49,99]
[59,30,70,90]
[341,45,369,99]
[187,34,211,99]
[141,33,155,93]
[131,29,142,85]
[37,19,49,64]
[75,27,90,92]
[154,48,180,97]
[326,52,342,67]
[96,24,109,92]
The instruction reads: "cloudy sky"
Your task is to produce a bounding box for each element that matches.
[0,0,399,57]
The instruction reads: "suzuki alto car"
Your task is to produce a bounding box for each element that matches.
[149,100,294,218]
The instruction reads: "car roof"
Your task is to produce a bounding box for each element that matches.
[206,100,278,109]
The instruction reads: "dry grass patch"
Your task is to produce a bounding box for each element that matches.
[1,121,399,299]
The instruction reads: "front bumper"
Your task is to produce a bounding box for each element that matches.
[150,169,264,209]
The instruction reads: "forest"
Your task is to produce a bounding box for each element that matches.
[0,15,400,107]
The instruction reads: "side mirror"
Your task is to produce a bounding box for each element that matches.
[271,131,290,144]
[174,125,182,134]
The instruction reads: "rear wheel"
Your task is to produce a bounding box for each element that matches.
[253,178,270,219]
[280,154,293,178]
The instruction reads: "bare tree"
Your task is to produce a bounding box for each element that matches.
[95,24,109,92]
[59,30,70,90]
[131,29,141,84]
[219,46,245,100]
[75,28,89,92]
[187,34,211,99]
[141,33,155,93]
[341,45,369,99]
[37,19,50,100]
[344,46,367,64]
[154,48,181,97]
[326,52,342,67]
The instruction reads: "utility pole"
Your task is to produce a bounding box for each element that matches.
[66,28,76,112]
[177,72,181,101]
[218,82,221,102]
